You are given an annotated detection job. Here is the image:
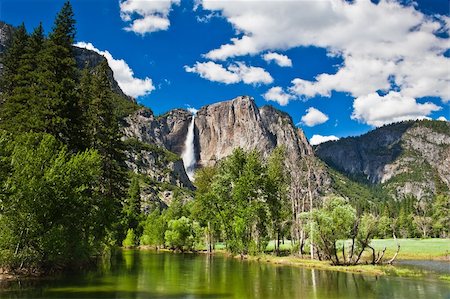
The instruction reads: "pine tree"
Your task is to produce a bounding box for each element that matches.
[0,24,47,133]
[123,176,142,235]
[87,59,128,229]
[0,23,28,96]
[38,0,80,148]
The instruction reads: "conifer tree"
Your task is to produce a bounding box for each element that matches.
[38,1,80,149]
[0,23,28,97]
[0,24,47,133]
[87,59,128,228]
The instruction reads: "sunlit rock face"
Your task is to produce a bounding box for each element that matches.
[123,96,328,192]
[315,120,450,199]
[194,96,314,170]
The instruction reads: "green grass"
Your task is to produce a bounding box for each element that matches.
[209,238,450,260]
[370,238,450,260]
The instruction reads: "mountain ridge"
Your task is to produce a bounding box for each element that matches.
[315,119,450,199]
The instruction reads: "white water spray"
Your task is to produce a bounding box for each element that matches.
[182,108,197,181]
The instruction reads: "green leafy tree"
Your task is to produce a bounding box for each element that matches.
[0,133,108,270]
[209,148,268,255]
[122,229,136,248]
[164,216,203,252]
[431,194,450,237]
[140,209,167,249]
[305,197,356,265]
[266,147,290,255]
[191,166,220,252]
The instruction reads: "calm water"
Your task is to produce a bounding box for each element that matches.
[1,250,449,299]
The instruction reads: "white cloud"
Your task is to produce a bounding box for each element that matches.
[199,0,450,102]
[351,91,441,127]
[75,42,155,98]
[228,62,273,85]
[120,0,180,35]
[263,86,294,106]
[309,135,339,146]
[184,61,240,84]
[301,107,329,127]
[184,61,273,85]
[437,116,447,121]
[262,52,292,67]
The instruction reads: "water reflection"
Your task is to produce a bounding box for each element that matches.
[0,250,449,299]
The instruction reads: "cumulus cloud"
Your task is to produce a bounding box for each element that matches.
[301,107,329,127]
[75,42,155,98]
[263,86,295,106]
[309,135,339,146]
[437,116,447,121]
[184,61,273,85]
[199,0,450,102]
[351,91,441,127]
[262,52,292,67]
[120,0,180,35]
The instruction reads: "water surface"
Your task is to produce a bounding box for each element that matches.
[1,250,449,299]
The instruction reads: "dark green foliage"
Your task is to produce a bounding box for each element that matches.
[0,23,28,96]
[0,1,135,271]
[123,176,143,237]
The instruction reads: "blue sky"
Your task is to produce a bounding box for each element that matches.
[1,0,449,144]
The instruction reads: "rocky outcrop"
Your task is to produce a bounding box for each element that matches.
[315,120,450,199]
[194,96,314,169]
[73,47,132,102]
[123,96,331,202]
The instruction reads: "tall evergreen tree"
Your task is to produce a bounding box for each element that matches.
[0,23,28,97]
[0,23,49,133]
[37,1,80,148]
[87,59,128,231]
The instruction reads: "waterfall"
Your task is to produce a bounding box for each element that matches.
[182,109,197,181]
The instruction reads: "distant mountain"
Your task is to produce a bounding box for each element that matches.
[315,120,450,199]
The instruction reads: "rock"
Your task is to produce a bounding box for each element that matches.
[123,96,331,205]
[315,120,450,199]
[194,96,314,169]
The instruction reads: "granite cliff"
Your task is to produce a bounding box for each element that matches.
[315,120,450,199]
[123,96,331,202]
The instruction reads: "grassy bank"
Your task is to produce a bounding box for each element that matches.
[263,238,450,260]
[370,238,450,260]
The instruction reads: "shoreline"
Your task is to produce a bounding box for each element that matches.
[2,247,449,282]
[136,246,450,279]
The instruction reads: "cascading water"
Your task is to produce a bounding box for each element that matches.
[182,109,197,181]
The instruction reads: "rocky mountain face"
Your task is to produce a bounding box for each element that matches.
[315,120,450,199]
[123,96,331,203]
[194,96,313,168]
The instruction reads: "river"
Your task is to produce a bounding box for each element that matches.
[1,250,449,299]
